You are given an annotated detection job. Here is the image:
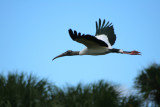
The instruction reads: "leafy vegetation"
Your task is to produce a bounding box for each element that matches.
[135,63,160,106]
[0,73,54,107]
[0,63,160,107]
[52,81,121,107]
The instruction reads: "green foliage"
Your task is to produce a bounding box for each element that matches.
[0,72,54,107]
[0,72,143,107]
[135,63,160,106]
[119,95,143,107]
[53,80,142,107]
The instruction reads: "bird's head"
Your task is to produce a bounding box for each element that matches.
[52,50,79,61]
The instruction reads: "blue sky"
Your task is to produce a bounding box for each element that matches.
[0,0,160,90]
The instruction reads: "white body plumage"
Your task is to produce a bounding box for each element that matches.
[79,34,112,55]
[79,47,110,55]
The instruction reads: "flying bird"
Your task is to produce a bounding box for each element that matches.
[52,19,141,60]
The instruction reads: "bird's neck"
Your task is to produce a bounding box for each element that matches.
[71,51,80,55]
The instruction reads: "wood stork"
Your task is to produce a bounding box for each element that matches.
[52,19,141,60]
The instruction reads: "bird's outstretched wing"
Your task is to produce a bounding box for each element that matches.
[95,19,116,46]
[68,29,108,48]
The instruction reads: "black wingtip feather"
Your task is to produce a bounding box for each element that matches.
[74,30,77,36]
[108,23,112,27]
[95,19,116,46]
[68,29,75,40]
[102,19,106,28]
[68,28,108,47]
[96,21,98,31]
[99,18,101,29]
[105,21,110,27]
[78,32,81,37]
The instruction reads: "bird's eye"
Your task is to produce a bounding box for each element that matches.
[67,50,72,54]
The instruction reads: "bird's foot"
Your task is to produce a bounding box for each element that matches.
[130,50,141,55]
[122,50,141,55]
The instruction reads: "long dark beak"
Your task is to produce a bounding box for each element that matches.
[52,50,71,61]
[52,50,79,61]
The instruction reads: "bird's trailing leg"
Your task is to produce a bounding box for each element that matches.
[121,50,141,55]
[52,50,79,61]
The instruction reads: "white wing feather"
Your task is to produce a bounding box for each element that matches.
[96,34,112,49]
